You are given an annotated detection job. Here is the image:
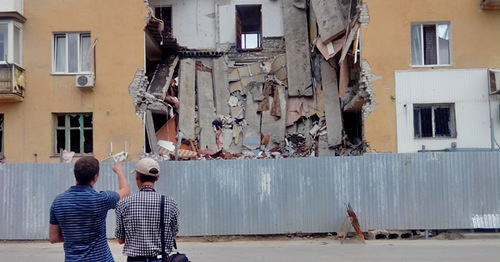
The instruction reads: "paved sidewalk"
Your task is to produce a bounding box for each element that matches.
[1,237,500,262]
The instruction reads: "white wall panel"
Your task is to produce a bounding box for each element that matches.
[395,69,492,153]
[150,0,216,49]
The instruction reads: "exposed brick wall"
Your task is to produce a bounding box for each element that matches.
[227,37,286,65]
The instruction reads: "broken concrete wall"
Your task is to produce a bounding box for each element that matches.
[213,56,231,116]
[321,60,343,147]
[197,70,218,152]
[178,59,196,140]
[132,0,370,160]
[282,0,313,97]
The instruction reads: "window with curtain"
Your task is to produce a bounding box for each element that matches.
[411,23,450,66]
[413,104,456,138]
[53,32,91,74]
[53,113,93,154]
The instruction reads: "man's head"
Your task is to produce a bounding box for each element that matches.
[135,157,160,183]
[74,156,100,186]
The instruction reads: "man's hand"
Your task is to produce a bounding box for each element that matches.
[112,160,124,174]
[113,160,130,199]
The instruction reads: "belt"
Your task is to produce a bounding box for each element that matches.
[127,256,162,262]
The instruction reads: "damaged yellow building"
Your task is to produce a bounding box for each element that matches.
[0,0,147,163]
[1,0,499,163]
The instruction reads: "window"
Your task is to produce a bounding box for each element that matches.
[53,32,91,74]
[0,114,3,154]
[155,6,172,29]
[413,104,456,138]
[411,23,450,66]
[0,21,22,65]
[53,113,93,154]
[236,5,262,50]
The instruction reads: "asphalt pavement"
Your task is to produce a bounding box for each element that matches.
[1,234,500,262]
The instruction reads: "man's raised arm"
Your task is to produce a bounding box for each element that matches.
[112,160,130,199]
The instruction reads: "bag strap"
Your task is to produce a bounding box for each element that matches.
[160,195,166,260]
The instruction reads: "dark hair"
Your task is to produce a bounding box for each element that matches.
[138,168,159,183]
[74,157,100,185]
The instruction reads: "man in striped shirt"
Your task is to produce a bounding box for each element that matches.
[115,157,179,262]
[49,156,130,261]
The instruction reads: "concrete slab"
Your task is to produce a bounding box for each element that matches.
[243,83,263,150]
[197,70,218,152]
[321,60,343,147]
[311,0,346,43]
[178,59,196,140]
[212,56,230,116]
[283,0,313,97]
[148,55,179,100]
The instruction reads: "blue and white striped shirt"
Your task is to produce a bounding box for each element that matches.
[50,185,120,262]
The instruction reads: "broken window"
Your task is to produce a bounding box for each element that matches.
[413,104,456,138]
[53,32,91,73]
[0,20,22,65]
[236,5,262,50]
[411,23,450,66]
[155,6,172,29]
[53,113,93,154]
[0,114,3,153]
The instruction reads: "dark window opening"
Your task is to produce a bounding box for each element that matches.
[236,5,262,50]
[155,6,172,29]
[343,111,363,145]
[413,104,456,138]
[54,113,93,154]
[145,111,170,153]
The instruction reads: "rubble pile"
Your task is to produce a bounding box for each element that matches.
[130,0,371,161]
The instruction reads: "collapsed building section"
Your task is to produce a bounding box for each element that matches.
[129,0,374,160]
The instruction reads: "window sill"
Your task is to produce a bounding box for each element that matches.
[51,72,92,76]
[414,137,457,140]
[50,153,94,158]
[410,64,452,68]
[237,47,263,52]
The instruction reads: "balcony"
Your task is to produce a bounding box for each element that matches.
[0,63,25,102]
[481,0,500,10]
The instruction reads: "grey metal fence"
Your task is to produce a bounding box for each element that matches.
[1,152,499,240]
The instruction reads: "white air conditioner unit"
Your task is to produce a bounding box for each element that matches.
[488,69,500,94]
[76,73,94,88]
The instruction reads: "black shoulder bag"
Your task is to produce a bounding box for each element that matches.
[161,195,189,262]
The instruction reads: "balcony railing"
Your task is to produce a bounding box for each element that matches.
[0,63,25,102]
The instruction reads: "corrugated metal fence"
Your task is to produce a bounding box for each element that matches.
[1,152,499,240]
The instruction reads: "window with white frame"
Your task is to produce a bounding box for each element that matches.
[413,104,456,138]
[0,114,3,154]
[0,21,22,65]
[53,113,93,154]
[53,32,91,74]
[411,22,450,66]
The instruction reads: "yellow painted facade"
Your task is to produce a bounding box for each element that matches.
[361,0,500,152]
[1,0,148,163]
